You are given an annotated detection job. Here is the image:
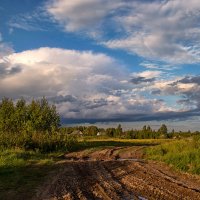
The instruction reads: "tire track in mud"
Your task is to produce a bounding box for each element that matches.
[109,161,181,199]
[110,161,200,200]
[35,147,200,200]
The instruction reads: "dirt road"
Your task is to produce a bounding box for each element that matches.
[35,147,200,200]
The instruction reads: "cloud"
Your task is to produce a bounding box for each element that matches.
[103,0,200,64]
[48,95,77,104]
[0,47,128,98]
[0,33,14,59]
[132,70,162,79]
[46,0,125,34]
[172,75,200,109]
[130,70,161,85]
[0,47,199,123]
[0,47,176,122]
[0,37,15,87]
[0,62,22,78]
[45,0,200,64]
[8,0,200,65]
[147,74,200,111]
[139,61,179,71]
[8,8,50,32]
[178,76,200,85]
[130,76,155,85]
[130,70,162,84]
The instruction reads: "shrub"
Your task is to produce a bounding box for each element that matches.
[0,131,78,153]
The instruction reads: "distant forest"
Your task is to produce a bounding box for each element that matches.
[61,123,199,139]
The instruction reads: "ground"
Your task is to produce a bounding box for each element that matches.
[35,146,200,200]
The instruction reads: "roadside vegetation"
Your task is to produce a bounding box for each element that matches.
[0,149,59,200]
[146,135,200,174]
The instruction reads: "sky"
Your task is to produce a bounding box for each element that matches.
[0,0,200,130]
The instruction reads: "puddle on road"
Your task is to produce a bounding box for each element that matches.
[138,196,148,200]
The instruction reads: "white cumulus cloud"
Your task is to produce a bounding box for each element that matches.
[0,47,177,121]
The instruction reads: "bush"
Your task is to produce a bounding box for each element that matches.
[0,131,78,153]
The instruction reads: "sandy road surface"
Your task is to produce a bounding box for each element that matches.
[35,147,200,200]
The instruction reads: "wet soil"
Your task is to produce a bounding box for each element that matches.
[35,147,200,200]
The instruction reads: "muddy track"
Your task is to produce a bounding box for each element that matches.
[35,147,200,200]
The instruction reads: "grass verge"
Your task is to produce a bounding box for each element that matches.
[145,136,200,174]
[0,149,61,200]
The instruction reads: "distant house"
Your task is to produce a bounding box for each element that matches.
[97,132,101,136]
[71,130,83,136]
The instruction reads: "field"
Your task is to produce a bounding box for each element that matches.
[1,138,200,200]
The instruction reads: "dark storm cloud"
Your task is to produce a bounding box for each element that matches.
[181,92,200,108]
[166,75,200,109]
[48,95,77,103]
[0,62,22,78]
[62,107,200,124]
[169,75,200,86]
[179,75,200,85]
[82,99,109,109]
[151,90,161,95]
[130,76,155,84]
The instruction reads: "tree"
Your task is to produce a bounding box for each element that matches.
[0,97,60,133]
[147,125,152,132]
[159,124,167,134]
[14,98,27,132]
[106,128,116,137]
[0,97,15,133]
[158,124,168,138]
[115,124,123,137]
[27,98,60,132]
[85,126,98,135]
[142,125,147,132]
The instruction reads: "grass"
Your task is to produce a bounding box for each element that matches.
[77,137,167,150]
[0,148,61,200]
[145,136,200,174]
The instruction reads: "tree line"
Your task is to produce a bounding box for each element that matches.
[61,124,199,139]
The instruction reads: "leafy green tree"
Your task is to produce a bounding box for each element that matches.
[14,98,27,132]
[0,97,60,133]
[147,125,152,132]
[115,124,123,137]
[142,125,147,132]
[106,128,116,137]
[158,124,168,138]
[85,126,98,135]
[159,124,168,134]
[27,98,60,132]
[0,98,15,133]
